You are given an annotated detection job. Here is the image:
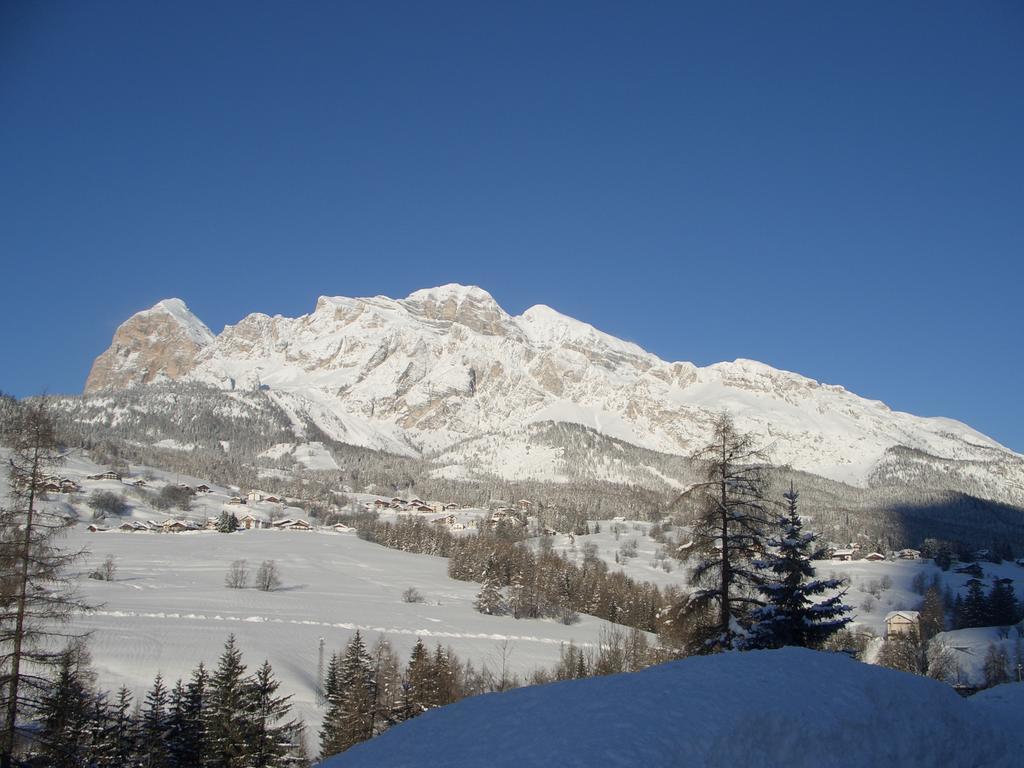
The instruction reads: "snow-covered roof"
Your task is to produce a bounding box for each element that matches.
[885,611,920,622]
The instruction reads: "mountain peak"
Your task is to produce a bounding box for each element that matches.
[405,284,497,305]
[84,298,213,393]
[140,298,215,345]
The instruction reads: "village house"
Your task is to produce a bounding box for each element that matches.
[831,549,855,562]
[862,552,886,562]
[239,514,263,530]
[196,484,211,494]
[226,496,245,505]
[272,518,313,531]
[885,610,921,638]
[247,491,264,503]
[132,479,147,487]
[160,520,190,533]
[60,479,80,493]
[897,549,922,560]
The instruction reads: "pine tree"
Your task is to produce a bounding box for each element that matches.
[918,585,947,642]
[318,653,344,759]
[205,635,251,768]
[165,678,197,768]
[367,638,402,735]
[172,662,208,768]
[247,660,298,768]
[139,673,171,768]
[106,686,136,767]
[432,646,457,707]
[217,511,240,533]
[959,579,989,629]
[474,555,505,616]
[674,414,773,652]
[745,485,851,649]
[319,632,374,759]
[337,632,374,750]
[988,578,1018,626]
[33,644,94,768]
[400,639,434,719]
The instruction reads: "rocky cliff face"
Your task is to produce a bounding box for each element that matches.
[84,299,214,393]
[82,285,1023,491]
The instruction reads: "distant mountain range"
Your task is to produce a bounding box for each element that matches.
[81,285,1023,504]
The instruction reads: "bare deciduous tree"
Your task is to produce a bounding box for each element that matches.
[672,414,773,653]
[1,398,89,768]
[225,559,249,589]
[255,560,281,592]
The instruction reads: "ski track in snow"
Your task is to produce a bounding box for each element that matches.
[87,609,594,647]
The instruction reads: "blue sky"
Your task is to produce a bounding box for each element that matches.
[1,2,1021,451]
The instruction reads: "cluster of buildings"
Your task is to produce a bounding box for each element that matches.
[36,475,81,494]
[826,543,922,563]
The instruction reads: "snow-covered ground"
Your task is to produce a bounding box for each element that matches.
[63,525,629,737]
[318,647,1024,768]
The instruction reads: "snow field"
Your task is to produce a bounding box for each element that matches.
[319,647,1024,768]
[62,525,629,735]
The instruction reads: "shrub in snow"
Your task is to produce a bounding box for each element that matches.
[402,587,424,603]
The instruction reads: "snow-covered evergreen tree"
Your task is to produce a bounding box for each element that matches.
[205,634,251,768]
[34,644,94,768]
[400,639,435,718]
[247,660,299,768]
[745,485,851,649]
[318,653,344,758]
[474,555,505,615]
[319,632,375,758]
[139,672,172,768]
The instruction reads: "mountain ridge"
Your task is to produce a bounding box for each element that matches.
[83,285,1022,495]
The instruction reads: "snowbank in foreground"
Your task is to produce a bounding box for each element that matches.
[318,648,1024,768]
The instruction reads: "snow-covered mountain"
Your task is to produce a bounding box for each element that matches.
[84,285,1024,496]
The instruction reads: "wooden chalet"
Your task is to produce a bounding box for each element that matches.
[862,552,886,562]
[196,484,211,493]
[272,518,313,531]
[885,610,920,638]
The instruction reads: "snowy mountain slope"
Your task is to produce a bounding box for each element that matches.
[318,647,1024,768]
[82,285,1024,496]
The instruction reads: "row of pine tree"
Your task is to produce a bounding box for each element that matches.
[26,636,306,768]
